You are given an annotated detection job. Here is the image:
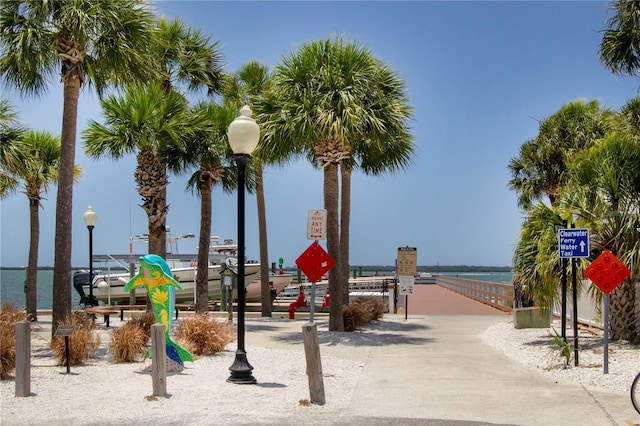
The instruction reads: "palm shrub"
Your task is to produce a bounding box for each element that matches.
[50,312,100,366]
[342,297,386,332]
[0,304,28,379]
[108,321,149,362]
[174,315,235,356]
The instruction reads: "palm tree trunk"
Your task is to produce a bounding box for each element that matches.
[26,196,39,321]
[52,75,81,336]
[609,280,637,340]
[325,162,343,331]
[339,165,352,307]
[256,166,272,317]
[196,171,213,314]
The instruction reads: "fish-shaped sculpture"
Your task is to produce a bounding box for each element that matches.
[124,254,193,366]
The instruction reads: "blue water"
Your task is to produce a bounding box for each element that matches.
[0,269,82,309]
[0,268,512,309]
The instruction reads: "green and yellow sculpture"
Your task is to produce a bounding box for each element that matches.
[124,255,193,370]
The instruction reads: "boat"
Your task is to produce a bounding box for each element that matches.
[74,234,265,306]
[275,275,395,305]
[246,272,294,303]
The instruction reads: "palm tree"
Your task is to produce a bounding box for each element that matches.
[561,132,640,340]
[0,130,81,321]
[258,37,414,330]
[508,99,614,208]
[599,0,640,78]
[149,17,225,256]
[225,60,276,316]
[0,0,156,331]
[0,99,26,175]
[512,203,566,312]
[164,101,238,314]
[83,84,192,256]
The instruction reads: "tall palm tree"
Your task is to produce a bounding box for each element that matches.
[508,99,614,208]
[561,132,640,340]
[258,37,414,330]
[164,101,238,314]
[83,84,192,256]
[0,0,156,331]
[599,0,640,78]
[148,17,225,256]
[225,60,276,316]
[0,130,81,321]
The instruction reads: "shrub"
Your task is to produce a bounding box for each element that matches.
[0,304,28,380]
[108,321,149,362]
[174,315,235,356]
[342,297,385,332]
[128,312,155,340]
[50,312,101,366]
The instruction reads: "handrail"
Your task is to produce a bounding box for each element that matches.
[436,276,513,313]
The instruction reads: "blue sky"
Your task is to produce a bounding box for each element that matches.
[1,1,638,268]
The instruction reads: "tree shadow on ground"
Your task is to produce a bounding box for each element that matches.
[274,320,433,347]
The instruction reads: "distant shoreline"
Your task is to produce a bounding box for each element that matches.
[1,265,513,273]
[1,265,513,271]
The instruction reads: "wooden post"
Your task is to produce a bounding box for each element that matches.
[15,321,30,397]
[151,323,166,396]
[302,323,325,405]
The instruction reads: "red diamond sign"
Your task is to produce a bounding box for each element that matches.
[583,250,630,295]
[295,241,335,283]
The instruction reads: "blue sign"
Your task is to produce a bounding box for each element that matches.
[558,228,590,258]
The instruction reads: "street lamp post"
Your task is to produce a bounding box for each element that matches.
[83,206,97,307]
[227,106,260,384]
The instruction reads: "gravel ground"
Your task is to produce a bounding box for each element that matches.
[480,319,638,394]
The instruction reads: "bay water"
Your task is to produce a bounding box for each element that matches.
[0,268,512,310]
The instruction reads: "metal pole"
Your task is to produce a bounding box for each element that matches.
[572,257,578,366]
[88,225,94,306]
[604,294,609,374]
[228,155,256,384]
[561,257,567,342]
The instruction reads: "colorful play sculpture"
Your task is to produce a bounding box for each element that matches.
[124,254,193,371]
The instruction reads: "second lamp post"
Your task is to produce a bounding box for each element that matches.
[83,205,97,307]
[227,106,260,384]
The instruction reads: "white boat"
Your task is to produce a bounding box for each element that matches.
[75,234,265,306]
[246,272,294,303]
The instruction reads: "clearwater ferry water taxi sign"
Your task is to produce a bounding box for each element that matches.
[558,228,590,258]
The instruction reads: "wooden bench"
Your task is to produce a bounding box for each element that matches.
[84,302,218,325]
[84,306,119,327]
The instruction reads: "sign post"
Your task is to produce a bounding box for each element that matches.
[397,247,417,319]
[557,227,589,363]
[295,238,334,406]
[583,250,630,374]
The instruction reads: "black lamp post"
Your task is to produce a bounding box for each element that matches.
[83,206,97,307]
[227,106,259,384]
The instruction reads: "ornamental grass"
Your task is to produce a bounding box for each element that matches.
[343,297,386,332]
[50,311,100,366]
[0,304,28,379]
[108,320,149,362]
[128,311,155,340]
[174,314,235,356]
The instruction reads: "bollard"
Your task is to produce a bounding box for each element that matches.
[15,321,31,397]
[302,323,325,405]
[151,323,167,396]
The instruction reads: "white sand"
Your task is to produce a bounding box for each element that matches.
[1,315,637,425]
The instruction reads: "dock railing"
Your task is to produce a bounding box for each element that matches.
[436,275,513,313]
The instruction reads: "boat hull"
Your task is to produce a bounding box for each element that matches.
[246,273,294,303]
[87,263,261,305]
